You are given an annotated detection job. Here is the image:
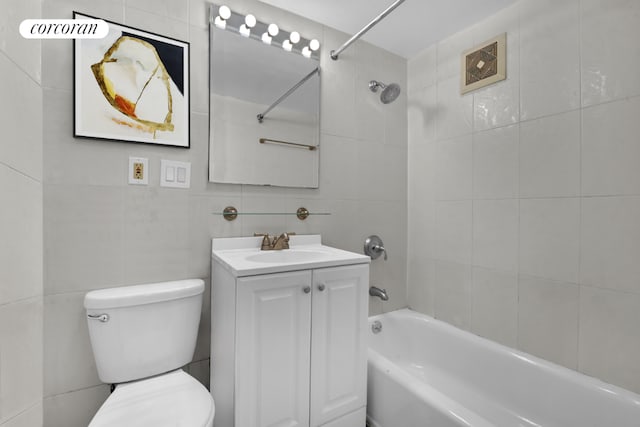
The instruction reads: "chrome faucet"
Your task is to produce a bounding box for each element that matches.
[254,232,296,250]
[369,286,389,301]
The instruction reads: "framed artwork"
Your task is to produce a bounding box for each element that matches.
[74,12,190,148]
[460,33,506,94]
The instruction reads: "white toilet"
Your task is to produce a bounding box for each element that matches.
[84,279,215,426]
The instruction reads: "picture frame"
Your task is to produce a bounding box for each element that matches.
[73,12,190,148]
[460,33,506,95]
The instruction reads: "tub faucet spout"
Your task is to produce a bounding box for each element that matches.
[369,286,389,301]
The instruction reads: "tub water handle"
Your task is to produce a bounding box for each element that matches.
[364,235,388,261]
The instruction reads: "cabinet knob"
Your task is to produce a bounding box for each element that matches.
[318,284,325,291]
[303,286,311,294]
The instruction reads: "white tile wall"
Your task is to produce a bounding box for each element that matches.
[519,198,580,284]
[472,199,518,272]
[518,275,579,369]
[471,267,517,347]
[407,0,640,394]
[0,53,43,182]
[43,385,110,427]
[519,0,580,121]
[434,260,472,330]
[38,0,408,423]
[44,293,100,397]
[579,286,640,393]
[472,124,518,199]
[435,135,472,200]
[580,196,640,293]
[434,200,472,265]
[472,3,520,132]
[0,0,43,425]
[435,76,473,140]
[582,97,640,196]
[519,110,580,198]
[0,299,43,423]
[581,0,640,107]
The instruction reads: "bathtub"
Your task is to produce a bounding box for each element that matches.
[367,309,640,427]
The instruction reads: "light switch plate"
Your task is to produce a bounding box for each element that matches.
[128,157,148,185]
[160,159,191,188]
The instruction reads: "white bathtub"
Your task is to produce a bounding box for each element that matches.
[367,309,640,427]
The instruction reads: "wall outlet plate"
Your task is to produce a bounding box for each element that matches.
[128,157,148,185]
[160,159,191,188]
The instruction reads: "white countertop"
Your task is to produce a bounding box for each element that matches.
[211,235,370,277]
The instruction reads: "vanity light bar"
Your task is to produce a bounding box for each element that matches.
[210,4,320,60]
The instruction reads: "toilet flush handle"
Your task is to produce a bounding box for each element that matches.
[87,313,110,322]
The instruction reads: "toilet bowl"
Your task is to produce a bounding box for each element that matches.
[84,279,214,426]
[89,370,214,426]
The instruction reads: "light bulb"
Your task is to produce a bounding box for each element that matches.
[309,39,320,51]
[244,14,256,28]
[302,46,311,58]
[214,15,226,29]
[289,31,300,44]
[218,5,231,20]
[267,23,279,37]
[282,40,292,51]
[261,32,272,45]
[239,24,250,37]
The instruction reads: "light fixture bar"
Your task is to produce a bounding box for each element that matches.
[330,0,406,60]
[209,4,320,60]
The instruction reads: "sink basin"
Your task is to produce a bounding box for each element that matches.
[211,235,370,276]
[245,249,331,264]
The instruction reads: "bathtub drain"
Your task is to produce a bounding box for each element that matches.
[371,320,382,334]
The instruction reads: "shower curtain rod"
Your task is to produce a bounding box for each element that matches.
[257,66,320,123]
[330,0,406,60]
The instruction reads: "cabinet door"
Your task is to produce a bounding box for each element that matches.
[236,270,313,427]
[310,264,369,426]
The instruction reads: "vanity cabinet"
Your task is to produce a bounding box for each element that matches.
[211,237,369,427]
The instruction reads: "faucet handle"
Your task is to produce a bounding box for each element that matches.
[364,235,388,261]
[254,233,273,250]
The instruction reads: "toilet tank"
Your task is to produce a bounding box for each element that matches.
[84,279,205,384]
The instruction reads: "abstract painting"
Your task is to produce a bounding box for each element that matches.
[74,12,190,147]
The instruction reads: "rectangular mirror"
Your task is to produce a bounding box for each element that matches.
[209,4,320,188]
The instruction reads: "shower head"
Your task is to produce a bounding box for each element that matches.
[369,80,401,104]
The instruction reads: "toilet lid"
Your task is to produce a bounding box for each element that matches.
[89,369,215,427]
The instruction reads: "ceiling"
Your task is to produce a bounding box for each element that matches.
[258,0,517,59]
